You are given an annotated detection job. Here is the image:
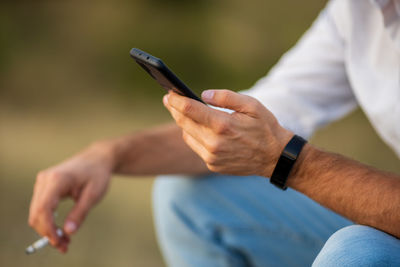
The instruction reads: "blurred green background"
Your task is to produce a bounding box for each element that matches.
[1,0,399,266]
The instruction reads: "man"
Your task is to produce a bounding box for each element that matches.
[29,0,400,266]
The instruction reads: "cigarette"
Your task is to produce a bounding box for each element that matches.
[25,228,63,255]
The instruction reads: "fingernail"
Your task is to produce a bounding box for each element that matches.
[64,221,77,234]
[202,90,214,101]
[163,94,169,105]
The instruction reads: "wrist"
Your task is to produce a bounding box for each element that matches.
[269,134,307,190]
[285,143,314,189]
[89,139,121,172]
[262,127,293,178]
[275,128,294,157]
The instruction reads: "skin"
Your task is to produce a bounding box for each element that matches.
[28,89,400,253]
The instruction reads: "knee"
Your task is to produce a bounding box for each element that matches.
[313,225,398,266]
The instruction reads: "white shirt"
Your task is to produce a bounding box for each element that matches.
[243,0,400,158]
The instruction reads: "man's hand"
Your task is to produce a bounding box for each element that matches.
[28,142,115,253]
[163,89,292,177]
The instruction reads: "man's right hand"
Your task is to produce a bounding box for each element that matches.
[28,141,116,253]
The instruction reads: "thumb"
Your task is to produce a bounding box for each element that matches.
[63,186,96,235]
[201,89,260,115]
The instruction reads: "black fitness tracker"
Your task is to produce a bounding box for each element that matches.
[270,135,307,190]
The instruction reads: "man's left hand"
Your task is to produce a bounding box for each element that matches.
[163,89,293,177]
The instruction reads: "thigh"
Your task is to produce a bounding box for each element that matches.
[313,225,400,267]
[153,173,351,267]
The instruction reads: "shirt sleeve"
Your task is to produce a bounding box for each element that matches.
[241,0,357,139]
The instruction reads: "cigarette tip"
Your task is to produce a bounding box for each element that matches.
[25,247,35,255]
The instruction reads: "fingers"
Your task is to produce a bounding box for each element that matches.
[181,131,211,163]
[29,172,62,247]
[201,89,261,116]
[29,170,76,253]
[164,100,208,144]
[63,184,97,236]
[164,92,226,127]
[28,144,114,254]
[58,234,70,253]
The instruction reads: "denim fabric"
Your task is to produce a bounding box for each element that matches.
[153,174,354,267]
[312,225,400,266]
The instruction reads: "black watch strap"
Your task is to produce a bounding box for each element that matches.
[270,135,307,190]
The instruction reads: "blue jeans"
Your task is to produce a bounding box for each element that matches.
[153,174,400,267]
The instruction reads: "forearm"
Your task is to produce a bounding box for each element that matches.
[99,123,209,176]
[288,144,400,238]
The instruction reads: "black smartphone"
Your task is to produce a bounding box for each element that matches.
[130,48,204,104]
